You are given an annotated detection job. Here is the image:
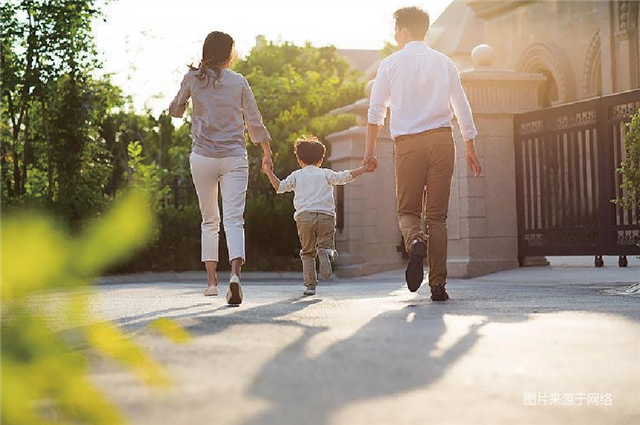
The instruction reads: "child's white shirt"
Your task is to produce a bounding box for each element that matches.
[277,165,354,220]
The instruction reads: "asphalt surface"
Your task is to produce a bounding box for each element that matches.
[72,257,640,425]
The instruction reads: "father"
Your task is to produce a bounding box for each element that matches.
[363,6,482,301]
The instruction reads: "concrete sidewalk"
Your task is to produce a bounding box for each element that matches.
[97,255,640,286]
[97,270,305,285]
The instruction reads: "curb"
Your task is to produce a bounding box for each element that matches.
[96,271,305,285]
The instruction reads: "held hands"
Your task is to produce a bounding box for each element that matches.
[362,153,379,172]
[261,154,274,173]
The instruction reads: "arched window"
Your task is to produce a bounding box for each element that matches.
[516,43,576,106]
[582,30,602,98]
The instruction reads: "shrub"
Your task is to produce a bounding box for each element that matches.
[617,110,640,209]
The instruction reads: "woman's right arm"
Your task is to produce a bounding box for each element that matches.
[262,163,282,192]
[259,141,273,170]
[169,73,191,118]
[241,77,272,168]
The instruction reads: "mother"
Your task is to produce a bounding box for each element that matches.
[169,31,273,305]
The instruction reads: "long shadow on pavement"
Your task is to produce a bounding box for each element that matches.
[232,293,522,425]
[111,276,639,425]
[223,280,638,425]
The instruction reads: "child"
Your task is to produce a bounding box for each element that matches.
[262,136,372,295]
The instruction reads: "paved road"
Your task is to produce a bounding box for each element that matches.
[83,260,639,425]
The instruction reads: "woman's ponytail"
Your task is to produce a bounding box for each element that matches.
[189,31,234,89]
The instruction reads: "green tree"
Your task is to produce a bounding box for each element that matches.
[616,110,640,209]
[0,0,140,232]
[1,0,103,202]
[381,41,399,58]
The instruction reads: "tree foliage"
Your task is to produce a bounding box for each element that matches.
[616,110,640,209]
[232,41,364,266]
[2,0,365,270]
[1,0,116,224]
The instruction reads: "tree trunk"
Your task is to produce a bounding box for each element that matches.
[157,128,163,165]
[12,126,22,197]
[1,143,13,198]
[41,95,54,201]
[21,104,30,195]
[8,11,37,198]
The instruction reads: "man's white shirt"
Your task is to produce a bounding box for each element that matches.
[368,41,478,142]
[277,166,354,220]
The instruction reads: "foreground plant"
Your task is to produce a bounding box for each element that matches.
[1,190,189,425]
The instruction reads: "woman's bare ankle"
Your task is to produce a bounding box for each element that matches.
[230,258,242,278]
[204,261,218,287]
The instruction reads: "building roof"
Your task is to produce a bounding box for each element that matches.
[337,49,381,74]
[427,0,484,58]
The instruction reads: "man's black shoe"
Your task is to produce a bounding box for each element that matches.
[430,284,449,301]
[405,240,426,292]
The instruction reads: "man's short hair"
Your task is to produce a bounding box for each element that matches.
[394,6,430,40]
[294,135,326,165]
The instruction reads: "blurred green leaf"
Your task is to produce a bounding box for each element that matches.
[1,213,69,300]
[149,318,191,344]
[73,189,155,277]
[1,192,188,425]
[86,322,169,387]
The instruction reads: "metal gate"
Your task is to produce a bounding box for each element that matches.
[514,89,640,264]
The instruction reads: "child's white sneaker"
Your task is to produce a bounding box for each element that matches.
[303,284,317,296]
[318,248,334,279]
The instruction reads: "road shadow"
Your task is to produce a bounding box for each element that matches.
[180,295,325,337]
[105,276,640,425]
[224,279,639,425]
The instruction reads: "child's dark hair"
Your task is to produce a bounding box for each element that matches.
[189,31,234,89]
[294,135,326,166]
[394,7,430,39]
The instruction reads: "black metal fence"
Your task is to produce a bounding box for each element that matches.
[514,89,640,263]
[170,176,198,209]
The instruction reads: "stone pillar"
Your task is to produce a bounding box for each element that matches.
[614,0,640,90]
[447,44,547,278]
[599,0,616,95]
[326,95,404,277]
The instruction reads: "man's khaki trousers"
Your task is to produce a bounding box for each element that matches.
[394,127,455,288]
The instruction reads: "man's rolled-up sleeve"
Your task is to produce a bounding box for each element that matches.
[367,60,391,126]
[449,59,478,141]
